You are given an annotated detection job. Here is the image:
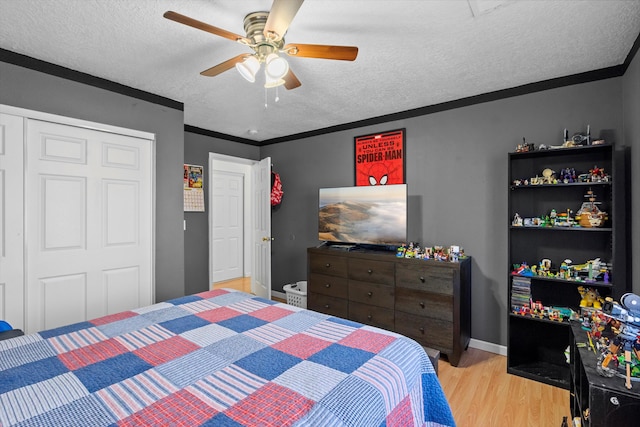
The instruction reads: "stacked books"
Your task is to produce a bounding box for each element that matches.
[511,276,531,309]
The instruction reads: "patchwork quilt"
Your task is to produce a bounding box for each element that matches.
[0,289,455,426]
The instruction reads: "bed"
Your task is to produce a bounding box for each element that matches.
[0,289,455,426]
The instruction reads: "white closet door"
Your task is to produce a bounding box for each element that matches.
[25,119,153,332]
[0,113,25,330]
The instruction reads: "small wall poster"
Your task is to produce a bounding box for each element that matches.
[184,164,205,212]
[354,129,405,186]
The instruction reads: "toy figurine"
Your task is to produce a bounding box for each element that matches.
[572,258,607,281]
[577,286,604,309]
[425,247,433,259]
[538,258,552,276]
[560,259,572,280]
[512,213,523,226]
[512,262,534,277]
[559,167,577,183]
[589,165,609,182]
[598,293,640,389]
[558,209,574,227]
[541,168,556,184]
[449,245,460,262]
[404,242,415,258]
[396,244,406,258]
[576,188,608,228]
[515,138,535,152]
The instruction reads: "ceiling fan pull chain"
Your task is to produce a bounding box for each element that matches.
[264,86,268,109]
[275,85,280,103]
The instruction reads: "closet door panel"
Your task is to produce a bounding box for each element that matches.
[25,119,153,333]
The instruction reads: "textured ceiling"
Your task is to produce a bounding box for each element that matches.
[1,1,639,142]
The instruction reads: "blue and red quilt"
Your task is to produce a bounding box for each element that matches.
[0,289,455,426]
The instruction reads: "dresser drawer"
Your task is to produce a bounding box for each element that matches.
[308,293,348,318]
[308,273,348,298]
[309,254,348,277]
[348,258,394,285]
[395,288,453,322]
[394,311,453,353]
[349,301,394,330]
[348,280,394,309]
[395,263,454,294]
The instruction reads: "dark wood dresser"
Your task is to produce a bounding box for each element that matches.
[307,246,471,366]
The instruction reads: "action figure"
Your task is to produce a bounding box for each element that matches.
[598,293,640,389]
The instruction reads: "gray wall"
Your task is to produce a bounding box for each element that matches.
[0,61,186,303]
[622,50,640,289]
[4,50,636,348]
[261,77,628,347]
[183,131,260,295]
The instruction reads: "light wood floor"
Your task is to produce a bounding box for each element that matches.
[214,277,570,426]
[439,348,569,427]
[212,277,252,293]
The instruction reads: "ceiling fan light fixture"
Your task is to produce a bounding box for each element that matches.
[264,53,289,79]
[264,72,286,88]
[236,55,260,82]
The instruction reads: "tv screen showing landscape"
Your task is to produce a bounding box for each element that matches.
[318,184,407,246]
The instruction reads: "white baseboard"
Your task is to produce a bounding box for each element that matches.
[469,338,507,356]
[271,290,286,300]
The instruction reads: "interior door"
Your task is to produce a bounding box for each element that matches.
[25,119,153,333]
[0,113,24,330]
[210,170,244,283]
[251,157,271,299]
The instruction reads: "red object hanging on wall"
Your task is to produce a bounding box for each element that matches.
[271,172,283,206]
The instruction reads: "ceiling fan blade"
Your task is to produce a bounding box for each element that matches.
[200,54,251,77]
[284,43,358,61]
[264,0,304,40]
[164,11,249,44]
[283,69,301,90]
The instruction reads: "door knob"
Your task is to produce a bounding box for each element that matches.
[262,236,273,241]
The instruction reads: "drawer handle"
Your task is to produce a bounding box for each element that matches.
[419,302,425,308]
[367,315,372,320]
[419,327,425,334]
[325,263,331,268]
[325,283,331,288]
[324,304,330,309]
[367,292,373,297]
[367,269,373,274]
[420,276,425,283]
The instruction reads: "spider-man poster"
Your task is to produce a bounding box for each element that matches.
[354,129,405,186]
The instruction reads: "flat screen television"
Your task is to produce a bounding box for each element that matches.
[318,184,407,248]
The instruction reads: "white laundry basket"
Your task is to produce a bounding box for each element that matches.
[283,281,307,308]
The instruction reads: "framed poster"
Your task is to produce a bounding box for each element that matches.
[354,128,405,186]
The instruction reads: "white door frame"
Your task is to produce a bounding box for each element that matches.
[208,153,271,298]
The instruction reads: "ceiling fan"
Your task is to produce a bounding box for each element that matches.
[163,0,358,90]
